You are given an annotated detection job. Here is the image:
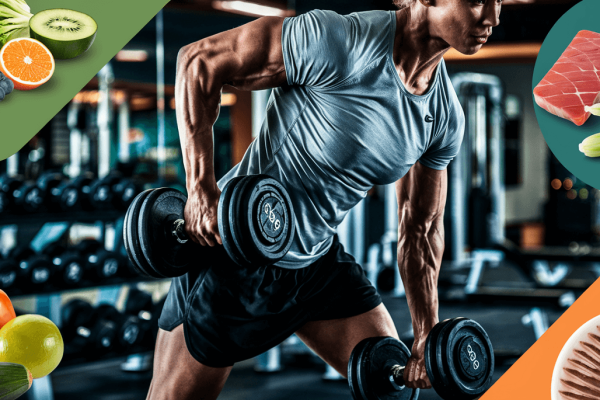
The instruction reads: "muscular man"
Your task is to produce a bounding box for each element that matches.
[149,0,501,398]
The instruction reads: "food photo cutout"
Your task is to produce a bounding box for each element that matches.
[0,0,97,99]
[533,0,600,191]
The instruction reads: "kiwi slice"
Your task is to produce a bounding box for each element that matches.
[29,9,97,60]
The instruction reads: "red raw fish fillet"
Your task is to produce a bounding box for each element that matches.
[533,30,600,126]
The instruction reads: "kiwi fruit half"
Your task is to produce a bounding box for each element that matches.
[29,9,97,60]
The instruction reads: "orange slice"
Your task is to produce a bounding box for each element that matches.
[0,38,55,91]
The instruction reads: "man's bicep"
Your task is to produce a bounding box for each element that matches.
[179,16,288,92]
[396,162,448,224]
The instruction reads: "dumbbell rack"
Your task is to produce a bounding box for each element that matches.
[0,210,165,400]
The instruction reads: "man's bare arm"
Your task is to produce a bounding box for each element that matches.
[175,17,287,246]
[396,161,447,389]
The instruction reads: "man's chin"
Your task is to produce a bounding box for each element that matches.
[454,44,484,56]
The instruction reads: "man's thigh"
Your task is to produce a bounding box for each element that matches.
[147,325,232,400]
[295,303,398,377]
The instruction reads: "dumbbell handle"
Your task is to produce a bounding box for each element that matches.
[389,365,407,388]
[172,219,189,244]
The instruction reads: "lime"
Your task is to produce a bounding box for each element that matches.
[0,315,63,379]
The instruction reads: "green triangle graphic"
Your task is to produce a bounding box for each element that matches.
[0,0,169,160]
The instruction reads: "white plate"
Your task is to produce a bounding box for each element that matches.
[551,314,600,400]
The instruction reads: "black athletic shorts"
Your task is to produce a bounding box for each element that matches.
[158,235,382,368]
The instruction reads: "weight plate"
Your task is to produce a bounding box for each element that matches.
[123,190,152,277]
[61,299,94,337]
[138,188,196,278]
[350,337,418,400]
[88,177,114,210]
[228,176,255,266]
[57,184,79,211]
[218,176,247,267]
[435,318,465,399]
[245,175,295,265]
[114,180,137,209]
[349,337,372,400]
[62,260,83,285]
[443,318,494,399]
[124,190,162,278]
[425,319,453,398]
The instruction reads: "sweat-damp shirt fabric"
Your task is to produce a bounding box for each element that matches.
[218,9,465,269]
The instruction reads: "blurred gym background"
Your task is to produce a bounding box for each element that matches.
[0,0,594,399]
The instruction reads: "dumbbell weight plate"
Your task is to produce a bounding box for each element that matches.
[91,252,119,280]
[112,178,138,210]
[52,181,80,211]
[0,258,17,290]
[349,337,373,400]
[61,299,94,341]
[125,288,154,316]
[95,304,143,349]
[423,318,451,398]
[123,190,149,277]
[349,337,418,400]
[243,175,295,265]
[224,175,295,267]
[27,255,52,285]
[427,318,494,400]
[14,182,43,213]
[88,177,114,210]
[51,251,84,286]
[218,176,247,267]
[138,188,200,278]
[228,176,259,266]
[37,172,78,211]
[124,190,162,278]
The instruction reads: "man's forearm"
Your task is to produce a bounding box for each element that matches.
[175,41,222,194]
[398,217,444,355]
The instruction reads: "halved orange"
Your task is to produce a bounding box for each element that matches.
[0,38,55,91]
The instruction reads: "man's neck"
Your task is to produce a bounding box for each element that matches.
[392,7,450,95]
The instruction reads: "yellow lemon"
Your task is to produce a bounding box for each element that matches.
[0,315,63,379]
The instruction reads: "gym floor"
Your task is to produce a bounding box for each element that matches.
[51,281,562,400]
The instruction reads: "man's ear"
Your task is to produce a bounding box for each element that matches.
[419,0,434,7]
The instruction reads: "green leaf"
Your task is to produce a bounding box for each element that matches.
[579,132,600,157]
[584,103,600,117]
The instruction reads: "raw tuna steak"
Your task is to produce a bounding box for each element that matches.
[534,30,600,126]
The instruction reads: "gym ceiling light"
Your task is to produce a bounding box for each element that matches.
[211,1,292,17]
[115,50,149,62]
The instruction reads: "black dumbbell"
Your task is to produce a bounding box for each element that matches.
[42,242,85,287]
[0,254,18,290]
[0,175,44,213]
[87,176,115,210]
[37,172,80,212]
[348,318,494,400]
[86,173,139,211]
[61,299,118,353]
[94,304,144,350]
[71,172,96,211]
[124,289,157,347]
[75,239,121,281]
[10,246,53,287]
[96,172,139,211]
[125,288,167,348]
[123,174,296,278]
